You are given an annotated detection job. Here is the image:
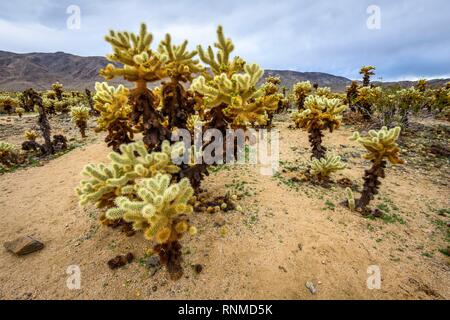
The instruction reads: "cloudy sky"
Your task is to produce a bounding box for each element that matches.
[1,0,449,81]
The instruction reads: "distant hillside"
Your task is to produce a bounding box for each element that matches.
[0,51,448,92]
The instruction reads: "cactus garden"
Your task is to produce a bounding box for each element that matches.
[0,3,449,302]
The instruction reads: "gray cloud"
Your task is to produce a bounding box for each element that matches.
[0,0,449,80]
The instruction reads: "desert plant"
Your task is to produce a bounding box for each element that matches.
[309,154,346,181]
[346,81,359,110]
[415,79,427,92]
[76,140,184,208]
[15,106,25,118]
[93,82,134,152]
[70,105,91,138]
[350,126,404,211]
[292,81,312,110]
[100,24,172,151]
[85,88,98,115]
[191,26,280,129]
[396,87,427,127]
[52,82,63,101]
[106,173,196,279]
[0,141,19,169]
[261,76,284,125]
[21,130,43,153]
[291,95,346,159]
[359,66,376,87]
[0,95,19,114]
[355,86,382,119]
[19,89,35,112]
[24,130,38,141]
[315,87,333,98]
[28,89,54,154]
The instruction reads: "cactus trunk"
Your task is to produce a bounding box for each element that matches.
[76,120,87,138]
[131,88,171,152]
[105,119,134,153]
[309,127,326,159]
[356,160,386,210]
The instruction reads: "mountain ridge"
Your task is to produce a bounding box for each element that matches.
[0,50,448,92]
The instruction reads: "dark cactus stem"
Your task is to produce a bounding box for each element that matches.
[20,89,35,112]
[85,89,98,116]
[308,127,326,159]
[359,102,372,120]
[161,81,194,130]
[105,119,134,153]
[30,90,53,155]
[131,87,170,152]
[400,109,410,128]
[356,160,386,210]
[154,240,183,281]
[362,75,370,87]
[76,120,87,138]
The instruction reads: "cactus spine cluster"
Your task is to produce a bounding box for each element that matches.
[292,81,312,110]
[350,126,404,210]
[309,154,346,180]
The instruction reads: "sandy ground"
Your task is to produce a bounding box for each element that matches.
[0,114,449,300]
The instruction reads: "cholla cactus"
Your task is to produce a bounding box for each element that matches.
[310,154,346,180]
[157,33,202,130]
[291,95,347,159]
[93,82,133,151]
[355,86,382,119]
[359,66,376,87]
[346,81,359,109]
[0,141,19,168]
[107,173,195,279]
[315,87,333,98]
[415,79,427,92]
[70,106,91,138]
[15,107,25,118]
[0,95,19,114]
[100,23,196,151]
[261,75,284,125]
[191,26,280,128]
[350,126,404,210]
[396,87,426,127]
[24,130,38,141]
[345,187,356,210]
[292,81,312,110]
[51,82,63,101]
[191,63,279,127]
[76,140,184,208]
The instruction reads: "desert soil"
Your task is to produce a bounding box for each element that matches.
[0,114,449,300]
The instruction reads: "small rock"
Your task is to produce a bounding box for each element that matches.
[145,255,161,276]
[107,252,134,269]
[4,236,44,255]
[278,266,287,273]
[372,209,383,218]
[214,216,226,227]
[193,264,203,274]
[298,243,303,251]
[152,285,158,292]
[306,281,317,294]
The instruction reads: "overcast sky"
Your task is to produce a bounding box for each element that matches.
[1,0,449,81]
